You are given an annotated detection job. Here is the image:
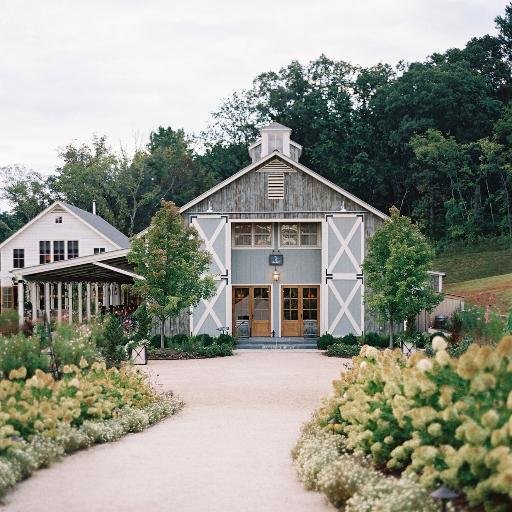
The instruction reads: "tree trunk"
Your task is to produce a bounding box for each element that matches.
[160,317,165,349]
[389,319,394,349]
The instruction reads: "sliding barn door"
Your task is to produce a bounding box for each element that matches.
[189,215,231,336]
[322,214,364,336]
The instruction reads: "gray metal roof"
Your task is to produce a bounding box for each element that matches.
[261,121,291,131]
[62,202,130,248]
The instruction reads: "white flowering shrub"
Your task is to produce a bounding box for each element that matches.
[292,420,347,490]
[0,359,184,498]
[293,424,439,510]
[302,337,512,509]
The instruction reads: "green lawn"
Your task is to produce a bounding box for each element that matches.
[434,247,512,284]
[434,242,512,314]
[445,273,512,314]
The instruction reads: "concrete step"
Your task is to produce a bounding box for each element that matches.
[236,340,318,350]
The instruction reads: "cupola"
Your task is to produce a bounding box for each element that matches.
[248,122,302,163]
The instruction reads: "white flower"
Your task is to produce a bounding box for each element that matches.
[416,358,433,373]
[432,336,447,352]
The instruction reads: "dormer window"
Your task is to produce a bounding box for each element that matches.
[55,216,62,224]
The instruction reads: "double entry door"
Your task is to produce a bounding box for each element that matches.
[281,286,319,337]
[232,286,271,337]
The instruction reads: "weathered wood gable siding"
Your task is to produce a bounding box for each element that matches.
[185,157,384,244]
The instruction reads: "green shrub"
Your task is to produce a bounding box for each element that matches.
[51,324,99,368]
[453,305,505,344]
[0,311,18,333]
[217,333,237,347]
[194,333,214,346]
[317,334,336,350]
[326,343,360,358]
[361,332,389,348]
[149,335,161,348]
[340,333,359,346]
[133,304,152,342]
[169,333,189,347]
[91,315,127,368]
[195,342,232,358]
[0,333,48,377]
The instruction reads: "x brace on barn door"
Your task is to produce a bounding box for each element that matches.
[189,215,231,336]
[322,213,364,336]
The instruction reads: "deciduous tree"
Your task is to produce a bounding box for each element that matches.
[362,207,442,347]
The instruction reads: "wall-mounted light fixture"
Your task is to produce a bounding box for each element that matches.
[273,268,280,282]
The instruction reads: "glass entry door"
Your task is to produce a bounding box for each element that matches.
[281,286,319,337]
[232,286,271,337]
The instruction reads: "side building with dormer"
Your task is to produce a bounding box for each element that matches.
[0,201,129,313]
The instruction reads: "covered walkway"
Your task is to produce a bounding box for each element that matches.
[12,249,141,327]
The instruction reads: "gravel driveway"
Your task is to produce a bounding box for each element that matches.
[4,351,343,512]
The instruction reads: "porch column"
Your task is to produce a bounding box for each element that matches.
[68,283,73,324]
[86,283,91,321]
[57,282,62,323]
[44,282,50,321]
[103,283,109,309]
[17,279,24,328]
[30,282,37,322]
[94,283,99,314]
[78,282,83,323]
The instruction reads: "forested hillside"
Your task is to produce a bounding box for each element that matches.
[1,4,511,247]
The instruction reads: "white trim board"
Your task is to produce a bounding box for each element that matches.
[178,152,388,221]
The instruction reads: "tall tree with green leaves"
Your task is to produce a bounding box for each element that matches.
[128,201,215,347]
[362,207,442,347]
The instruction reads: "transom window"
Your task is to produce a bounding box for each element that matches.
[53,241,65,261]
[67,240,79,259]
[13,249,24,268]
[39,241,51,264]
[232,223,272,247]
[280,223,319,247]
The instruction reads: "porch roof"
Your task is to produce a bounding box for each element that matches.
[13,249,141,284]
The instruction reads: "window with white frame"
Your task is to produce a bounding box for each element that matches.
[39,241,51,264]
[55,216,62,224]
[280,223,319,247]
[13,248,24,268]
[94,247,106,254]
[67,240,79,259]
[53,241,65,261]
[232,223,272,247]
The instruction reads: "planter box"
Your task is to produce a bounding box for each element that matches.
[131,345,147,365]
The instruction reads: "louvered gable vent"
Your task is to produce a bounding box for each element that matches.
[268,172,284,199]
[259,159,291,199]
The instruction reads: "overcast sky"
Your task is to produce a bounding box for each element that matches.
[0,0,508,175]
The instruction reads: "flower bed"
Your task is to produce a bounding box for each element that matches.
[294,337,512,510]
[0,361,183,497]
[147,333,235,359]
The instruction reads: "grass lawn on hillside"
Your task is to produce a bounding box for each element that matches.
[445,273,512,314]
[434,247,512,284]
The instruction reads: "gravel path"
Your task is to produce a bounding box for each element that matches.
[4,351,343,512]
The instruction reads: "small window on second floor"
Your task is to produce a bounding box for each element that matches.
[55,216,62,224]
[13,248,24,268]
[68,240,79,259]
[94,247,106,254]
[53,240,65,261]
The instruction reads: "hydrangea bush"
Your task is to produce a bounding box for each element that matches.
[0,361,183,497]
[304,336,512,510]
[293,420,440,511]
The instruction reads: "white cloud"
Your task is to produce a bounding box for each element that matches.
[0,0,506,174]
